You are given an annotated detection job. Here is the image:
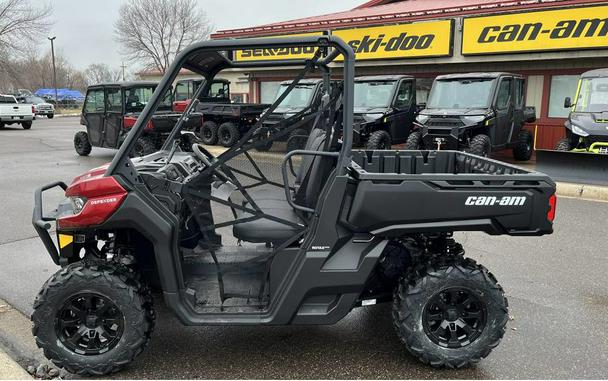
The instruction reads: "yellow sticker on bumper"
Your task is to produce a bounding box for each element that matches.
[58,234,73,249]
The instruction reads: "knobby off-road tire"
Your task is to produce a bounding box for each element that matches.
[74,131,92,156]
[132,136,156,157]
[392,256,508,368]
[22,121,32,129]
[200,121,219,145]
[366,130,392,150]
[468,134,491,157]
[32,261,155,376]
[218,122,241,147]
[405,131,423,150]
[512,129,534,161]
[555,138,571,151]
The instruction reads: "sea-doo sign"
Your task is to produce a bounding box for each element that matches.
[462,5,608,55]
[235,20,453,61]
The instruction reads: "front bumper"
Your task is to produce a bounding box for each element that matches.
[36,110,54,116]
[32,181,68,265]
[422,126,461,150]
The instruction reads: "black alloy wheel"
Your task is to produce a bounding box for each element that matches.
[56,293,125,355]
[422,287,486,348]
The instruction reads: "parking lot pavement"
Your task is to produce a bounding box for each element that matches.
[1,117,607,379]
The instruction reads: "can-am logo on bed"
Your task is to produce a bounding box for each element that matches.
[462,5,608,55]
[465,196,527,206]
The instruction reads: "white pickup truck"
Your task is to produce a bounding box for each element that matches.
[0,94,34,129]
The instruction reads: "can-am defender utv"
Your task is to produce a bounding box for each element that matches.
[353,75,418,150]
[556,68,608,154]
[408,73,536,160]
[32,37,556,376]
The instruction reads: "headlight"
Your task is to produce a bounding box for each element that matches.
[416,114,430,124]
[571,124,589,137]
[69,196,87,214]
[462,115,486,124]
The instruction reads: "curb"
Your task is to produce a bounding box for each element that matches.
[556,182,608,202]
[0,347,31,379]
[53,113,80,118]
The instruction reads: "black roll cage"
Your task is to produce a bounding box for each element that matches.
[105,36,355,182]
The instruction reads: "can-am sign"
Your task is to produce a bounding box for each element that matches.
[235,20,453,61]
[462,5,608,55]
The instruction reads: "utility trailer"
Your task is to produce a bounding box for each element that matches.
[32,36,556,376]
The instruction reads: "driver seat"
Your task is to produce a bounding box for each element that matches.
[232,131,332,244]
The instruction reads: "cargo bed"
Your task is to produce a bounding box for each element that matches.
[346,150,556,236]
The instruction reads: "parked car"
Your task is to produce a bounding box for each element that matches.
[75,82,199,156]
[556,68,608,154]
[32,36,556,376]
[16,95,55,118]
[354,75,418,149]
[408,72,536,160]
[0,94,34,129]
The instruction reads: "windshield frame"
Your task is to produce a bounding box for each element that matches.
[427,77,497,110]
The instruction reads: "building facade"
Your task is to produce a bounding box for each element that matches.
[211,0,608,149]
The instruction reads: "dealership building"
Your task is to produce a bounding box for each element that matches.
[207,0,608,149]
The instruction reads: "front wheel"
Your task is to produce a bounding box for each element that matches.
[74,131,92,156]
[405,131,423,150]
[131,136,156,157]
[392,257,508,368]
[48,114,54,119]
[32,261,154,376]
[366,130,392,150]
[468,134,491,157]
[555,138,571,151]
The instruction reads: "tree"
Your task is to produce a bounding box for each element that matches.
[114,0,213,74]
[0,0,52,58]
[85,63,123,86]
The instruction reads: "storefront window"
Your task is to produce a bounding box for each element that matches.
[260,81,282,104]
[548,75,579,118]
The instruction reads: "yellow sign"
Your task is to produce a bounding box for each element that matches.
[333,19,453,60]
[235,32,323,61]
[462,5,608,55]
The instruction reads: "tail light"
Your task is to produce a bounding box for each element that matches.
[547,194,556,222]
[58,176,127,229]
[124,116,153,130]
[32,105,36,114]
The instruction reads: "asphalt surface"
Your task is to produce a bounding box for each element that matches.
[0,118,607,379]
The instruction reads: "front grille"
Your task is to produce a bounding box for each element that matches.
[426,117,463,127]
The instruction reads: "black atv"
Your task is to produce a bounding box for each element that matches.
[556,68,608,154]
[76,82,199,157]
[32,36,556,376]
[408,72,536,160]
[353,75,418,149]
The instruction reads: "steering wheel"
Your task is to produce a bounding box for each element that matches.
[191,143,231,182]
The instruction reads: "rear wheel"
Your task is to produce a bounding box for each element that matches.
[32,261,154,376]
[48,114,54,119]
[132,136,156,157]
[74,131,92,156]
[392,257,508,368]
[366,130,392,150]
[512,129,534,161]
[555,138,571,151]
[22,121,32,129]
[468,134,491,157]
[218,122,241,147]
[199,121,218,145]
[405,131,423,150]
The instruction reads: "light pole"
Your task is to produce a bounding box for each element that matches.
[48,36,58,106]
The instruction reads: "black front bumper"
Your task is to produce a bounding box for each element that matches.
[422,126,460,150]
[32,181,67,265]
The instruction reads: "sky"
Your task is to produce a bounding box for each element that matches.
[47,0,364,71]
